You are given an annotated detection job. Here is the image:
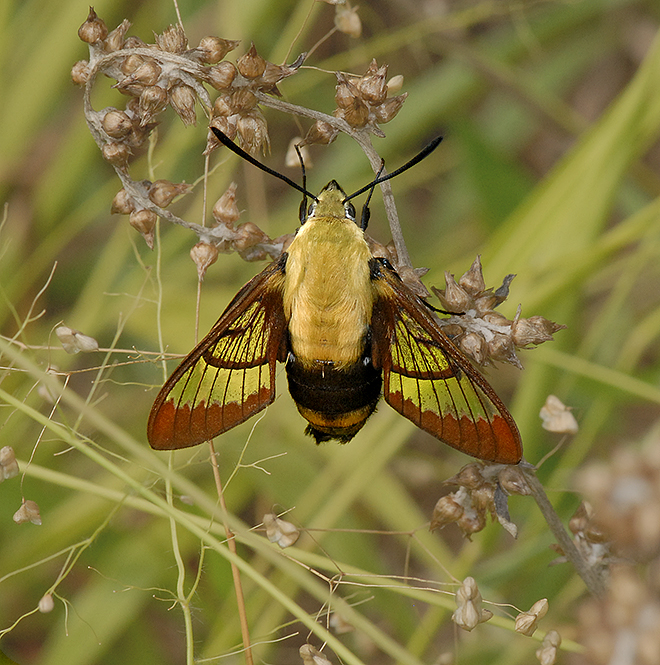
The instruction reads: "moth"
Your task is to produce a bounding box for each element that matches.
[147,128,522,464]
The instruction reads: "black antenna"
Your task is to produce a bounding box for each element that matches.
[210,127,318,206]
[343,135,443,203]
[295,143,309,223]
[359,159,386,230]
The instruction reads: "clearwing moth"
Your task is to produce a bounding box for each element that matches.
[148,129,522,464]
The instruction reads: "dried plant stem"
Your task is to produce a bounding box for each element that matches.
[522,465,607,597]
[208,440,254,665]
[256,92,413,269]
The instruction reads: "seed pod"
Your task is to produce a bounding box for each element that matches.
[498,466,531,496]
[102,109,132,139]
[204,61,237,90]
[71,60,90,85]
[513,316,566,347]
[102,141,131,168]
[514,599,549,636]
[148,180,191,207]
[78,8,108,44]
[459,256,486,294]
[138,85,168,125]
[197,36,240,63]
[334,2,362,38]
[335,74,362,109]
[155,24,188,53]
[170,84,197,126]
[232,222,269,252]
[540,395,579,434]
[111,188,135,215]
[441,272,471,312]
[373,92,407,123]
[129,209,157,248]
[358,61,388,105]
[430,494,464,530]
[300,120,338,146]
[236,43,266,79]
[387,74,404,94]
[213,94,233,118]
[55,326,99,354]
[446,463,486,490]
[13,499,42,525]
[190,242,219,281]
[236,112,269,155]
[460,332,488,365]
[230,88,258,113]
[104,19,131,52]
[452,577,492,631]
[535,630,561,665]
[121,54,144,76]
[339,97,369,128]
[38,594,55,614]
[263,513,300,548]
[0,446,19,481]
[206,116,238,153]
[212,182,241,228]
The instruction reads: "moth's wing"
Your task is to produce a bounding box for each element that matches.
[148,259,287,450]
[371,264,522,464]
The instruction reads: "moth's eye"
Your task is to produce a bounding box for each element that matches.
[307,202,316,217]
[344,202,356,220]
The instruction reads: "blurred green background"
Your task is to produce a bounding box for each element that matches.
[2,0,660,663]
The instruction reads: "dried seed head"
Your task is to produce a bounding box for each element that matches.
[169,84,197,126]
[514,598,549,636]
[335,2,362,38]
[102,141,131,168]
[155,24,188,53]
[197,36,240,64]
[104,19,131,52]
[148,180,191,208]
[231,88,258,113]
[487,332,520,366]
[212,182,241,228]
[55,325,99,354]
[300,120,338,147]
[13,499,42,525]
[71,60,90,86]
[138,85,168,125]
[236,43,266,79]
[190,242,219,281]
[0,446,19,481]
[535,629,561,665]
[387,74,404,94]
[102,109,132,139]
[540,395,578,434]
[129,60,162,86]
[129,209,157,248]
[204,61,237,90]
[373,92,408,123]
[358,61,388,105]
[78,8,108,44]
[236,112,269,156]
[263,513,300,548]
[232,222,269,252]
[452,577,493,631]
[111,188,135,215]
[457,509,487,537]
[430,494,464,530]
[299,644,332,665]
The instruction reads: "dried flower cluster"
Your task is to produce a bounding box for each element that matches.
[430,462,531,538]
[569,436,660,664]
[300,60,408,146]
[430,256,565,368]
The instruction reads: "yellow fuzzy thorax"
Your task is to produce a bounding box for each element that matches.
[283,184,374,369]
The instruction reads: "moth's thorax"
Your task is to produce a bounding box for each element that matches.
[283,212,374,369]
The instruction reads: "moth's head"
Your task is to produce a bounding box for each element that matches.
[305,180,357,224]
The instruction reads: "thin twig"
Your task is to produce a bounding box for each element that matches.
[521,465,607,597]
[208,441,255,665]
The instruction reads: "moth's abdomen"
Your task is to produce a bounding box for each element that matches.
[286,355,382,443]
